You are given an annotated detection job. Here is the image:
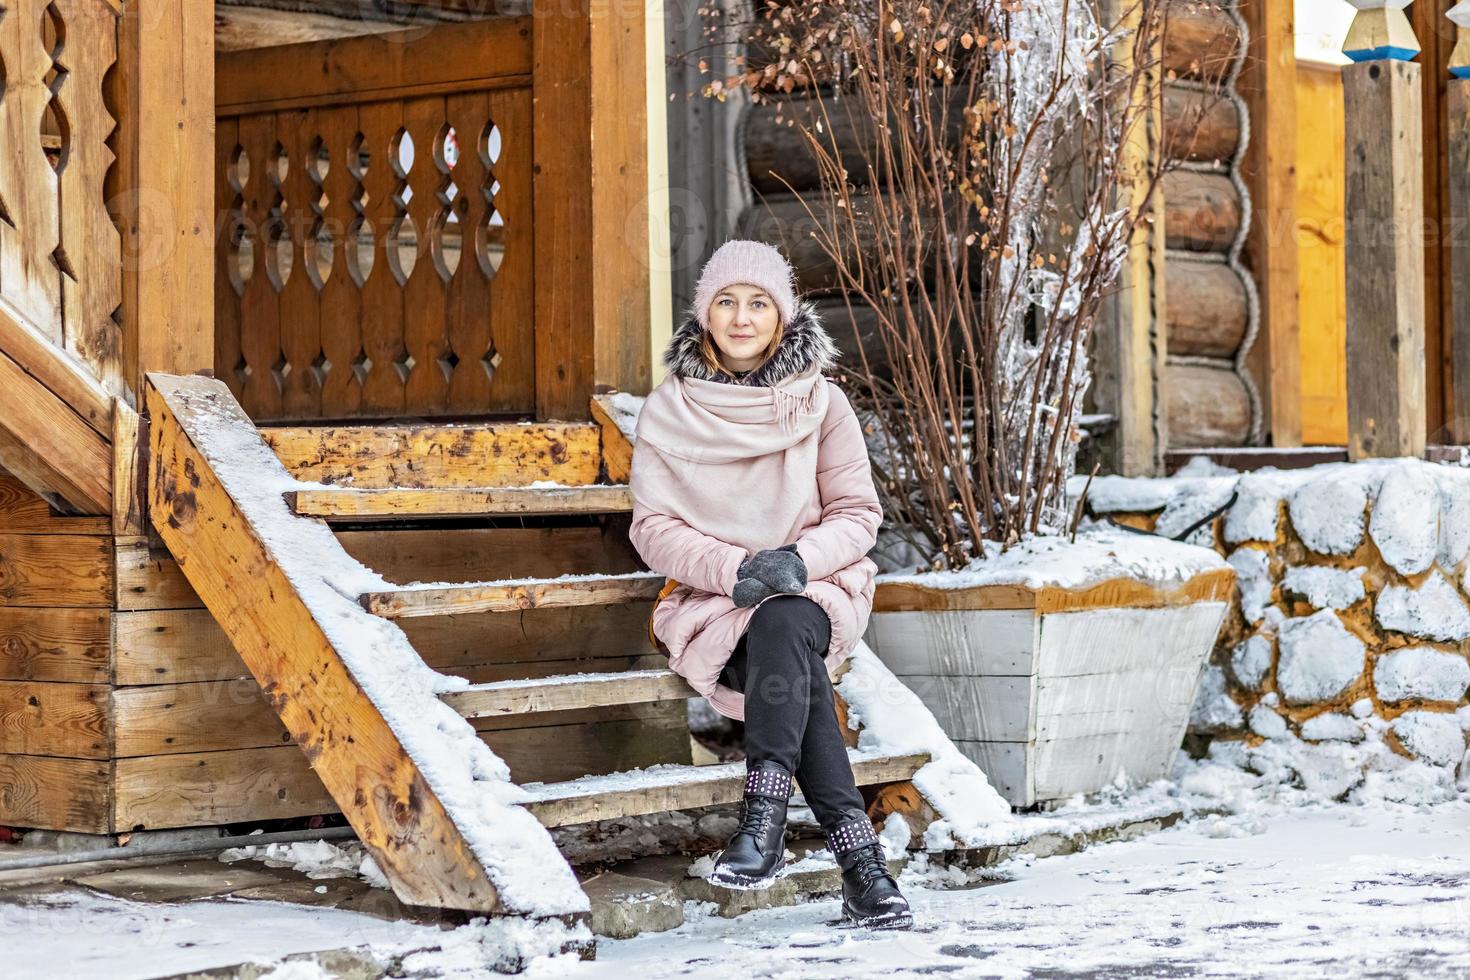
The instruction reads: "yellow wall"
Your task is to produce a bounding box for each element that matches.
[1295,61,1347,445]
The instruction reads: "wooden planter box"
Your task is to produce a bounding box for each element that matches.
[863,568,1234,808]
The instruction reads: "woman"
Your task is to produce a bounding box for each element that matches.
[628,239,912,930]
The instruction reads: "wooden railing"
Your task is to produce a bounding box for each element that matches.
[215,18,536,423]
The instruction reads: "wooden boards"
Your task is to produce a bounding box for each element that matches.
[362,571,666,619]
[441,668,694,719]
[288,485,632,521]
[522,751,929,829]
[144,371,513,913]
[871,567,1236,614]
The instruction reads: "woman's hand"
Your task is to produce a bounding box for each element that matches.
[734,543,808,606]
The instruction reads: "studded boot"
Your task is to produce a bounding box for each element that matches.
[708,761,793,889]
[827,812,914,929]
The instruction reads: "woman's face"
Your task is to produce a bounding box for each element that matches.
[707,283,780,373]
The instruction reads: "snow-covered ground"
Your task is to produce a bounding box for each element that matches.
[8,750,1470,978]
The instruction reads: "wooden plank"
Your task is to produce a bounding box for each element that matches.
[312,104,364,418]
[115,745,335,830]
[0,344,112,515]
[215,113,246,407]
[116,0,215,401]
[1343,58,1427,459]
[261,422,602,488]
[1451,78,1470,440]
[275,105,325,419]
[0,469,109,535]
[113,609,240,685]
[0,532,112,606]
[1295,62,1349,446]
[0,0,64,339]
[336,525,644,585]
[532,5,595,421]
[443,90,495,414]
[0,753,113,832]
[0,607,111,683]
[890,674,1034,742]
[235,111,284,419]
[1238,0,1301,448]
[0,680,110,758]
[114,535,202,611]
[289,484,631,521]
[400,96,452,414]
[113,676,688,757]
[522,752,929,829]
[114,604,660,687]
[114,718,694,829]
[479,85,537,414]
[872,568,1236,615]
[111,403,147,536]
[0,302,114,436]
[215,17,533,115]
[1413,1,1453,441]
[53,0,125,398]
[441,668,694,719]
[145,371,560,914]
[362,571,665,619]
[590,393,633,484]
[357,99,408,415]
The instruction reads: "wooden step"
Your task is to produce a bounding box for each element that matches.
[441,668,696,718]
[361,571,667,619]
[286,484,632,521]
[522,751,930,828]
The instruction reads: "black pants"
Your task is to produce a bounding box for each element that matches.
[719,594,867,831]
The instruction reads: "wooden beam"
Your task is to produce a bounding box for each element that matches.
[523,751,929,829]
[441,668,694,719]
[533,2,653,419]
[361,571,666,620]
[115,1,215,401]
[287,485,632,521]
[1238,0,1301,448]
[1343,57,1427,459]
[215,16,533,115]
[590,393,634,483]
[143,371,580,915]
[260,421,602,488]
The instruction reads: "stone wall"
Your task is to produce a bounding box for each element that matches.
[1080,458,1470,794]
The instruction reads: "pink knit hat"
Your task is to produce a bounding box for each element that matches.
[692,239,798,331]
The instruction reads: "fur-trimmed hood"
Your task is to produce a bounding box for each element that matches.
[663,298,840,386]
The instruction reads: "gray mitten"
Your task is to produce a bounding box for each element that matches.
[732,576,777,608]
[736,543,807,595]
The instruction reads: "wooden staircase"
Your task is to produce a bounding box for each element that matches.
[143,372,929,919]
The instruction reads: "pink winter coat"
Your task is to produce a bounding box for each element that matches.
[628,301,883,720]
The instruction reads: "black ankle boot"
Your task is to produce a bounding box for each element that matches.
[708,762,792,889]
[827,814,913,929]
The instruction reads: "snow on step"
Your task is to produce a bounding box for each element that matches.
[441,668,696,718]
[521,751,929,828]
[286,483,632,521]
[361,570,667,619]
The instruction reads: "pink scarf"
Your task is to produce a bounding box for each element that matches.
[633,361,831,554]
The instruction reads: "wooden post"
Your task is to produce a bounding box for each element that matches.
[1449,2,1470,441]
[1238,0,1301,448]
[533,1,652,421]
[112,0,215,407]
[1342,1,1426,459]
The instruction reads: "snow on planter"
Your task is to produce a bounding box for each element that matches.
[1275,610,1365,706]
[1068,456,1470,793]
[1373,646,1470,704]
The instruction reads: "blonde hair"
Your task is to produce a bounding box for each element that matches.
[699,305,785,379]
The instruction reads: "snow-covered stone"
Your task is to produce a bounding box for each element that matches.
[1350,697,1376,720]
[1222,472,1288,544]
[1368,466,1439,575]
[1375,571,1470,642]
[1281,565,1366,611]
[1248,699,1289,740]
[1227,547,1273,625]
[1299,712,1365,743]
[1275,610,1365,706]
[1228,633,1272,692]
[1437,471,1470,569]
[1288,469,1372,556]
[1155,480,1237,547]
[1391,710,1468,767]
[1373,646,1470,704]
[1189,665,1243,733]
